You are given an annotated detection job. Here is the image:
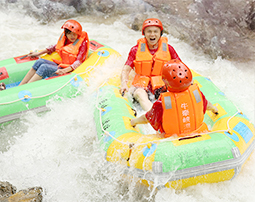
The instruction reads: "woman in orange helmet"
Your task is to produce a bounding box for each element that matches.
[120,18,181,111]
[19,19,89,85]
[131,60,218,138]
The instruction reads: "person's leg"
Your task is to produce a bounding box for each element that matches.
[20,59,58,85]
[19,59,48,86]
[133,88,153,111]
[19,68,37,86]
[28,61,58,83]
[27,73,43,83]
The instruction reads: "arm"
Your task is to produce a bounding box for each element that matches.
[27,44,57,58]
[55,66,73,75]
[120,46,137,95]
[168,44,181,61]
[201,91,218,114]
[70,39,88,70]
[131,114,149,127]
[27,49,49,58]
[131,99,163,131]
[207,101,218,114]
[120,65,132,94]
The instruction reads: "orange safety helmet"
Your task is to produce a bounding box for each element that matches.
[162,59,192,92]
[61,19,82,36]
[142,18,163,35]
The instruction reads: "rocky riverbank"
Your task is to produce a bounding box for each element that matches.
[141,0,255,61]
[3,0,255,61]
[0,181,42,202]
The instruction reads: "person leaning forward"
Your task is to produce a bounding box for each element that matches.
[120,18,181,111]
[131,60,218,138]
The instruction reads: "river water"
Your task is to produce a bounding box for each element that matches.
[0,3,255,202]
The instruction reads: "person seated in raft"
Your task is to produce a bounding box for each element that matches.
[19,19,89,85]
[120,18,181,111]
[131,59,219,138]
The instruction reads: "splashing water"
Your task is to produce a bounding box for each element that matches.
[0,5,254,202]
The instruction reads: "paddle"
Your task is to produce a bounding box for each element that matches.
[19,55,28,60]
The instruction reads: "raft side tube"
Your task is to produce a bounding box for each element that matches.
[74,47,121,82]
[94,86,138,151]
[0,73,84,123]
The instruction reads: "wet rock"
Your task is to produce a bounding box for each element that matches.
[6,0,17,3]
[0,181,16,198]
[0,182,43,202]
[87,0,115,14]
[95,0,115,14]
[26,0,77,23]
[142,0,255,61]
[245,1,255,30]
[128,14,147,31]
[131,17,141,31]
[7,187,43,202]
[49,0,84,12]
[250,18,255,30]
[144,0,191,15]
[49,0,74,5]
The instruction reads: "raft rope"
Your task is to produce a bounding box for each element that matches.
[96,86,242,149]
[0,50,104,105]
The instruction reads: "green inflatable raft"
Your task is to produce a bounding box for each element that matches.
[0,40,120,124]
[94,70,255,189]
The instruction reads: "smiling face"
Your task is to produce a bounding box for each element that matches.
[66,31,78,43]
[144,26,161,49]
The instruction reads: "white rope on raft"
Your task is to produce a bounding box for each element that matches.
[0,51,104,105]
[95,84,241,149]
[95,74,244,174]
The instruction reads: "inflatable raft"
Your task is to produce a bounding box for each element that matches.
[94,70,255,189]
[0,40,120,124]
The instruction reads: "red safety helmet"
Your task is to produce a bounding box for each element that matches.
[142,18,163,35]
[162,59,192,92]
[61,19,82,36]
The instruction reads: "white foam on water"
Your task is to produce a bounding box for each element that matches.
[0,9,254,202]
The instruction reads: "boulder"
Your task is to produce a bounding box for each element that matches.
[0,182,42,202]
[0,181,16,198]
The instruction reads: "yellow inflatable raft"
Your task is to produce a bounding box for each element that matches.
[94,70,255,189]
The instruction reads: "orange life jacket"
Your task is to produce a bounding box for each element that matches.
[132,37,171,91]
[160,83,208,138]
[54,31,89,68]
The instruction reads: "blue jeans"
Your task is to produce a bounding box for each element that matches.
[32,59,58,79]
